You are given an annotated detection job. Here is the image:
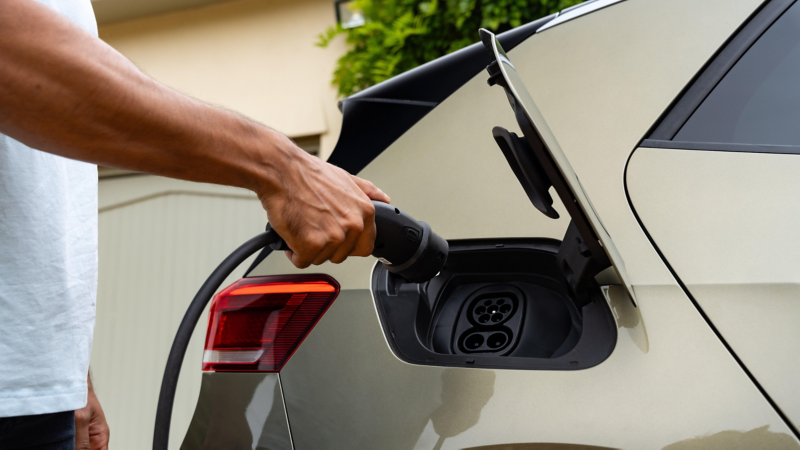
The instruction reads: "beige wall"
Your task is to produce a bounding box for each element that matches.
[93,177,264,449]
[99,0,346,160]
[92,2,346,447]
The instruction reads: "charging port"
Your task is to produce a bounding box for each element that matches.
[371,238,617,370]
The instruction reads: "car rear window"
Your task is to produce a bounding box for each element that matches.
[675,1,800,146]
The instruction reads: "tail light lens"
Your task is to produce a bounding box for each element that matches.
[202,274,340,372]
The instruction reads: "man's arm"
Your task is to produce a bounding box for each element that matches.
[0,0,389,268]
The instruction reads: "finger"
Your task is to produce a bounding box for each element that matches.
[288,251,311,269]
[329,222,362,264]
[310,229,346,266]
[74,409,90,450]
[288,235,327,269]
[89,433,110,450]
[284,250,306,269]
[350,176,390,204]
[89,416,110,450]
[329,238,356,264]
[351,211,377,257]
[310,242,337,266]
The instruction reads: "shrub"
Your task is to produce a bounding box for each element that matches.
[318,0,583,97]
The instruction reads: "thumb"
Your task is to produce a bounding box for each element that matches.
[350,175,390,204]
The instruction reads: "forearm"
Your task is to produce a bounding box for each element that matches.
[0,0,293,194]
[0,0,391,268]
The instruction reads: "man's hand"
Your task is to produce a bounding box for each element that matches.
[258,135,390,268]
[75,374,110,450]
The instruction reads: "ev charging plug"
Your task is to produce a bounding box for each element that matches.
[271,200,448,283]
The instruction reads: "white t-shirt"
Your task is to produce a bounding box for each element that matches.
[0,0,98,417]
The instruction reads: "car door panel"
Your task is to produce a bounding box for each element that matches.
[182,372,292,449]
[627,147,800,430]
[628,0,800,432]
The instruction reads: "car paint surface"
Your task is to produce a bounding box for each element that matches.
[280,287,798,449]
[189,287,796,448]
[197,0,800,448]
[182,373,292,449]
[627,146,800,429]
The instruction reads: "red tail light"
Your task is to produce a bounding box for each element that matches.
[202,274,340,372]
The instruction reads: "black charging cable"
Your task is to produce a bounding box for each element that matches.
[153,228,280,450]
[152,201,447,448]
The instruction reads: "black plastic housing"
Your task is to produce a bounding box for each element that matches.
[372,202,449,283]
[327,14,557,175]
[263,201,448,283]
[492,126,558,219]
[372,238,618,370]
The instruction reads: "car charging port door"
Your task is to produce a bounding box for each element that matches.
[480,29,636,305]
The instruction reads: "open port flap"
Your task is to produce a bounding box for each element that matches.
[480,29,635,305]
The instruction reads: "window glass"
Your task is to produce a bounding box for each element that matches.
[675,2,800,146]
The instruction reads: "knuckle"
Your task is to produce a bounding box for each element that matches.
[324,230,345,248]
[290,254,311,269]
[362,198,375,213]
[332,229,346,244]
[306,235,326,252]
[346,218,364,234]
[74,410,89,424]
[360,203,375,221]
[294,259,311,269]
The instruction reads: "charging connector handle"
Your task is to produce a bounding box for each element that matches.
[269,201,448,283]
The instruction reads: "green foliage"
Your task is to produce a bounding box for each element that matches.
[318,0,583,97]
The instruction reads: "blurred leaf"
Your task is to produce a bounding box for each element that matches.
[319,0,583,97]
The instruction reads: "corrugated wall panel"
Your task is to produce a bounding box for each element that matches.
[93,177,265,449]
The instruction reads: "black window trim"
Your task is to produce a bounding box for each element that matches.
[326,14,558,175]
[647,0,797,144]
